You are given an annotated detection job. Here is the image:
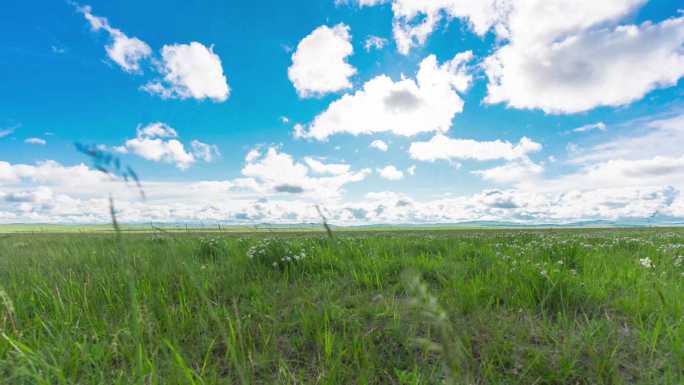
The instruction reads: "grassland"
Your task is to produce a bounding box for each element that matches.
[1,229,683,384]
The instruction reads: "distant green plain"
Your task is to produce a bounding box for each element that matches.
[1,228,683,384]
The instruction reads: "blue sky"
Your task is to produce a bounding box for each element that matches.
[1,0,684,224]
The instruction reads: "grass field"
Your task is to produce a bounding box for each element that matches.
[1,229,683,384]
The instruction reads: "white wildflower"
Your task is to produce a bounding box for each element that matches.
[639,257,653,269]
[674,255,683,267]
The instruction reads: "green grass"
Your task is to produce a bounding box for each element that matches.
[1,229,683,384]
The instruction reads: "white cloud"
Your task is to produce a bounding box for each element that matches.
[2,158,684,225]
[473,159,544,184]
[24,138,47,146]
[354,1,684,113]
[77,5,152,73]
[296,52,473,140]
[484,15,684,113]
[533,156,684,196]
[245,148,261,163]
[333,186,683,224]
[370,139,389,152]
[407,165,416,176]
[125,137,195,170]
[346,0,503,54]
[116,122,218,170]
[409,134,541,162]
[573,122,607,133]
[409,134,544,186]
[77,5,230,103]
[288,24,357,97]
[280,116,290,124]
[515,114,684,194]
[377,165,404,180]
[569,113,684,165]
[112,145,128,154]
[303,157,351,176]
[0,127,15,138]
[143,42,230,102]
[191,140,221,162]
[292,124,306,139]
[241,147,370,198]
[0,160,109,187]
[365,35,388,51]
[138,122,178,138]
[357,0,644,55]
[3,186,54,204]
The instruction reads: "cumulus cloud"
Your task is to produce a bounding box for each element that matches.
[115,122,218,170]
[0,151,370,223]
[142,42,230,102]
[138,122,177,138]
[409,134,541,162]
[333,186,684,225]
[296,52,473,140]
[0,160,109,188]
[377,165,404,180]
[409,134,544,185]
[288,24,357,97]
[2,157,684,225]
[4,119,684,224]
[77,5,230,102]
[370,139,389,152]
[352,0,684,113]
[353,0,643,55]
[240,147,370,198]
[24,138,47,146]
[77,5,152,72]
[125,137,194,170]
[3,187,54,204]
[484,15,684,113]
[343,0,503,54]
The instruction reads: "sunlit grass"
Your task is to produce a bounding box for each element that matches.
[0,229,683,384]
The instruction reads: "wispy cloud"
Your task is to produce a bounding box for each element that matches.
[364,35,387,51]
[0,128,15,138]
[572,122,607,133]
[75,4,151,73]
[24,137,47,145]
[0,124,19,138]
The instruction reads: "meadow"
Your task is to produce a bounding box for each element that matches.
[1,228,683,384]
